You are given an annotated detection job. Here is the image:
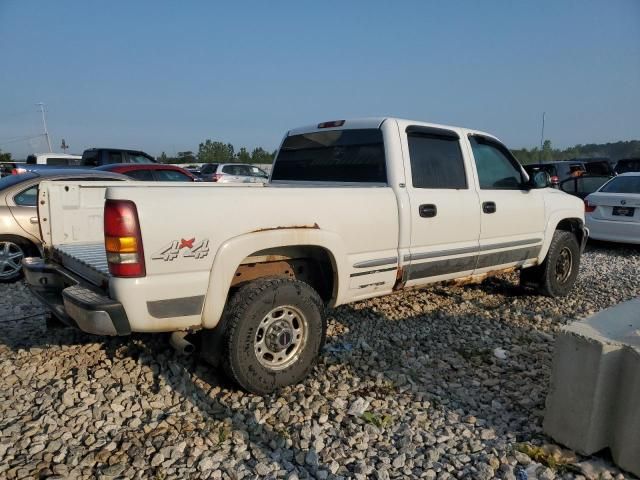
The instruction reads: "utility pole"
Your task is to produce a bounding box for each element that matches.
[540,111,546,163]
[36,102,53,153]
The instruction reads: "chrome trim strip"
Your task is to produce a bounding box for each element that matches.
[350,266,397,278]
[353,257,398,269]
[403,238,542,263]
[479,238,543,252]
[406,246,478,262]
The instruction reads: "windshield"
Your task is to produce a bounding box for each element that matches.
[600,176,640,194]
[0,172,38,191]
[272,129,387,183]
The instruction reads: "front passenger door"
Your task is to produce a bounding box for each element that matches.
[468,135,545,273]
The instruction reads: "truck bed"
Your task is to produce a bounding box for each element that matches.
[53,243,110,287]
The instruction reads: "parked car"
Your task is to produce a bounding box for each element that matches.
[615,158,640,174]
[0,162,23,178]
[14,148,157,174]
[584,172,640,244]
[24,117,586,394]
[95,163,198,181]
[81,148,156,166]
[199,163,269,183]
[524,160,615,186]
[25,153,82,166]
[0,169,128,282]
[559,175,612,199]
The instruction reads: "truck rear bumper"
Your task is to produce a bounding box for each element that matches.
[23,257,131,336]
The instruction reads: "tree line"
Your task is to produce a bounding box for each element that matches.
[159,141,276,165]
[511,140,640,165]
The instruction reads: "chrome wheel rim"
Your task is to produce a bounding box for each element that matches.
[0,241,24,279]
[254,305,308,371]
[555,247,573,284]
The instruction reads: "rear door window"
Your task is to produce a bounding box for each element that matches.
[407,129,467,189]
[153,170,193,181]
[107,151,123,164]
[272,129,387,183]
[14,186,38,206]
[126,170,154,181]
[127,153,154,164]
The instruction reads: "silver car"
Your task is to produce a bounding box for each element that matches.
[0,169,127,282]
[199,163,269,183]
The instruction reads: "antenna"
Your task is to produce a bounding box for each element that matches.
[36,102,53,153]
[540,112,546,163]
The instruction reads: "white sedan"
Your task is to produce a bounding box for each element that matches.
[584,172,640,244]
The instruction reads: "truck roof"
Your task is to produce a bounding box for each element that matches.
[287,117,497,141]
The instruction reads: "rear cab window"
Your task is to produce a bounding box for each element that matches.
[271,129,387,184]
[600,176,640,194]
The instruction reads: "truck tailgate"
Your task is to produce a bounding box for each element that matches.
[53,243,110,287]
[38,180,123,286]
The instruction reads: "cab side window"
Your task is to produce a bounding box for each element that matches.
[470,136,524,190]
[407,129,467,189]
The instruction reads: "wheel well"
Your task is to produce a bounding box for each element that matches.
[0,234,40,256]
[230,245,336,302]
[556,218,584,245]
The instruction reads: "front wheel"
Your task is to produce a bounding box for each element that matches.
[219,278,326,395]
[520,230,580,297]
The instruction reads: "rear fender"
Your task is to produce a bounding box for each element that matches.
[201,228,346,329]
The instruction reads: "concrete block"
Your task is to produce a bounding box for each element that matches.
[544,298,640,476]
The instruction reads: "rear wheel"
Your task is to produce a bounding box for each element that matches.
[217,278,326,395]
[520,230,580,297]
[0,237,32,283]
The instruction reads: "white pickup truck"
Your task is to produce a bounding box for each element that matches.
[24,118,587,394]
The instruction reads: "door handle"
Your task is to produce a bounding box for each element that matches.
[419,204,437,218]
[482,201,496,214]
[30,217,39,224]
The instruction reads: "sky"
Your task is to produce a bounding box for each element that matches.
[1,0,639,158]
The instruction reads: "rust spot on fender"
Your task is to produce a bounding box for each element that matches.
[252,223,319,233]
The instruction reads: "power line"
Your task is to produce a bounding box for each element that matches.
[0,134,45,147]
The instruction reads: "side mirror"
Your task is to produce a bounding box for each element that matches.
[529,171,551,189]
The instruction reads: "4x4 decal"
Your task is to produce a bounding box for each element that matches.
[152,238,210,261]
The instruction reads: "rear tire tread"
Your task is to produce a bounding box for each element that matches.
[220,277,325,395]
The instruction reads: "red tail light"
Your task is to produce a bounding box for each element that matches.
[11,168,26,175]
[104,200,146,277]
[212,173,223,182]
[550,175,560,185]
[584,200,596,213]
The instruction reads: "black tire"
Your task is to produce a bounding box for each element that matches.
[520,230,580,297]
[0,235,35,283]
[219,278,326,395]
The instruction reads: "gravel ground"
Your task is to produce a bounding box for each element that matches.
[0,241,638,480]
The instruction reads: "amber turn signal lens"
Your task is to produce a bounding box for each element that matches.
[105,235,138,253]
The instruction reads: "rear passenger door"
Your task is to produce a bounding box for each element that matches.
[467,135,545,273]
[403,126,481,286]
